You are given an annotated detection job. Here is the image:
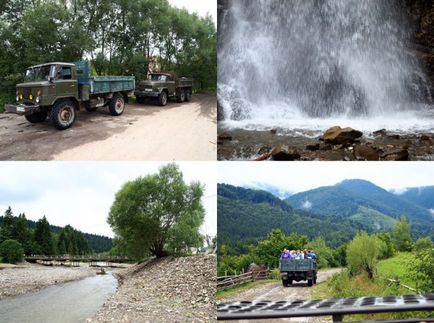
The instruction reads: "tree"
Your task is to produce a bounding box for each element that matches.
[408,248,434,292]
[0,206,14,243]
[13,213,32,254]
[346,231,380,279]
[0,239,24,263]
[392,216,412,252]
[108,163,205,259]
[34,216,54,255]
[413,237,433,252]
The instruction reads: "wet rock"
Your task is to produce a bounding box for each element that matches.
[373,129,387,136]
[323,126,363,144]
[354,145,380,161]
[388,134,401,140]
[381,149,409,161]
[306,143,320,151]
[218,133,232,141]
[271,145,300,161]
[319,144,333,151]
[270,129,277,135]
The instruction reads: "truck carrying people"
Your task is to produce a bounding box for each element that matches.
[280,249,318,287]
[5,61,135,130]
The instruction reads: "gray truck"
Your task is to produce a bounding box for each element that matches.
[6,61,135,130]
[280,259,318,287]
[134,72,193,106]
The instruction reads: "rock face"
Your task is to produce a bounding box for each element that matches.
[90,255,216,323]
[322,126,363,144]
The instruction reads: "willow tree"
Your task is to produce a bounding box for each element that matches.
[108,164,204,259]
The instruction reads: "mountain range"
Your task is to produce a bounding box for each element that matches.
[218,180,434,255]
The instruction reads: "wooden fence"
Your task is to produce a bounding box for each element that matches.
[217,269,271,290]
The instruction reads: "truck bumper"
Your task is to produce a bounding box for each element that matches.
[134,90,160,98]
[5,103,40,116]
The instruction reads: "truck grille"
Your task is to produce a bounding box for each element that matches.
[22,87,32,99]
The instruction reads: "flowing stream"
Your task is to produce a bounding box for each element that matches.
[218,0,434,135]
[0,274,117,323]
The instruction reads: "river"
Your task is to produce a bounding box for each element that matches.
[0,273,117,323]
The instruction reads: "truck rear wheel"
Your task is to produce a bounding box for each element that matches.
[282,279,288,287]
[25,110,47,123]
[109,94,125,116]
[288,279,293,285]
[313,277,317,284]
[307,279,313,287]
[158,91,168,106]
[177,89,185,103]
[185,89,192,102]
[51,100,76,130]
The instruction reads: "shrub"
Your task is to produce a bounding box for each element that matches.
[271,268,281,280]
[0,239,24,263]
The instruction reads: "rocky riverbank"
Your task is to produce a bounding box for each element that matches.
[0,265,95,299]
[218,127,434,161]
[90,255,216,323]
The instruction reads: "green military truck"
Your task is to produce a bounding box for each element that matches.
[6,61,135,130]
[280,259,318,287]
[134,72,193,106]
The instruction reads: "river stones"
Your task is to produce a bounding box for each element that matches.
[271,145,300,161]
[354,145,380,161]
[322,126,363,144]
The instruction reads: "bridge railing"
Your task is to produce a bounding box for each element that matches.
[217,294,434,322]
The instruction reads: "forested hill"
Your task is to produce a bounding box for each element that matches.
[218,184,361,255]
[398,186,434,209]
[0,216,112,253]
[285,179,433,236]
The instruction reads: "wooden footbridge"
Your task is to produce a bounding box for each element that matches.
[25,255,130,267]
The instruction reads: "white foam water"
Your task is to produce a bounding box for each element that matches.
[218,0,434,135]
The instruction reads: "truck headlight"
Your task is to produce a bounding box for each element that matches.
[36,96,41,103]
[16,96,19,101]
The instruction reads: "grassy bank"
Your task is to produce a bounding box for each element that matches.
[311,253,432,321]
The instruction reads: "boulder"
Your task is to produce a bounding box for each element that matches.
[323,126,363,144]
[373,129,386,137]
[218,133,233,141]
[381,149,409,161]
[354,145,380,161]
[271,145,300,161]
[306,143,320,151]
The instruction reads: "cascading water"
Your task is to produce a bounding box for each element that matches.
[218,0,434,135]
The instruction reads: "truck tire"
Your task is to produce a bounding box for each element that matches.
[136,96,144,104]
[177,89,185,103]
[185,89,192,102]
[307,279,313,287]
[51,100,76,130]
[313,277,317,284]
[158,91,168,106]
[109,94,125,116]
[288,279,293,285]
[282,279,288,287]
[25,110,47,123]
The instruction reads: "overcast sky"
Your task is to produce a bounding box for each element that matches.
[218,162,434,196]
[168,0,216,24]
[0,162,216,238]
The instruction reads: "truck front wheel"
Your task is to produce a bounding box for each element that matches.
[109,94,125,116]
[307,279,313,287]
[158,91,168,106]
[51,100,76,130]
[25,110,47,123]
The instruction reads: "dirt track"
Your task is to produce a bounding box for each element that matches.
[0,93,216,160]
[220,268,341,323]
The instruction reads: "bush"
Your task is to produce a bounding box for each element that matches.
[271,268,281,280]
[0,239,24,263]
[413,237,433,252]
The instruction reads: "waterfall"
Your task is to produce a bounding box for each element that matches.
[218,0,433,133]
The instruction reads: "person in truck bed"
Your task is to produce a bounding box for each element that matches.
[280,248,291,260]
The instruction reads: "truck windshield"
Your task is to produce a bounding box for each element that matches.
[150,74,169,81]
[24,65,53,82]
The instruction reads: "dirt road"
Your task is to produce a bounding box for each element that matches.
[220,268,341,323]
[0,94,216,160]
